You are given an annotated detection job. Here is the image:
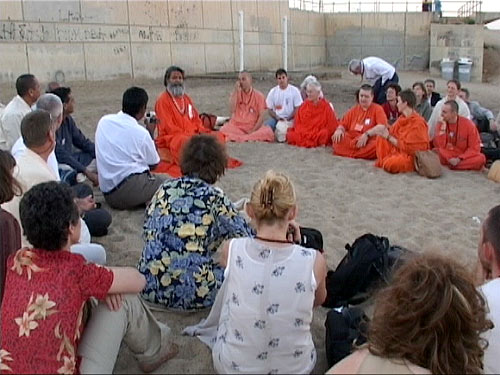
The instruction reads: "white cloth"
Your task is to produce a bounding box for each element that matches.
[11,136,61,181]
[427,96,471,138]
[266,85,303,120]
[275,120,293,143]
[95,111,160,193]
[184,238,318,374]
[71,243,106,265]
[2,148,58,244]
[362,57,396,86]
[0,95,32,150]
[481,278,500,374]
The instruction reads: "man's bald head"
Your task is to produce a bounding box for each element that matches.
[441,100,459,124]
[238,70,253,92]
[239,70,252,79]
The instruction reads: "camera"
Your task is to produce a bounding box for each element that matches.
[145,111,158,125]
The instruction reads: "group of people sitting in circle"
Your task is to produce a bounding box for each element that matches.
[218,62,492,174]
[0,57,499,374]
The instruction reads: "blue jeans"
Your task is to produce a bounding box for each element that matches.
[59,151,95,185]
[264,118,279,131]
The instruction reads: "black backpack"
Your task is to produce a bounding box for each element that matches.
[480,132,500,162]
[325,306,368,368]
[299,227,323,253]
[322,233,409,308]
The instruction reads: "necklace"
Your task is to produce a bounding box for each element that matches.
[169,91,185,115]
[254,235,293,244]
[240,88,253,106]
[446,121,460,147]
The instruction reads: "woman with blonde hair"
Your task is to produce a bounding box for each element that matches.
[328,253,492,374]
[185,170,327,373]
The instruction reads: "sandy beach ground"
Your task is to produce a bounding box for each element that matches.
[1,69,500,373]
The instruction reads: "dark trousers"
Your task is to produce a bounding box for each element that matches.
[72,183,112,237]
[83,208,112,237]
[475,117,491,133]
[373,72,399,105]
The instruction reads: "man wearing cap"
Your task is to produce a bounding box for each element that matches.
[348,57,399,105]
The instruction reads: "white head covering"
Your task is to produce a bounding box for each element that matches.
[300,75,319,91]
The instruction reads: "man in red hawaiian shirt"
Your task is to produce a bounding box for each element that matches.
[0,182,178,373]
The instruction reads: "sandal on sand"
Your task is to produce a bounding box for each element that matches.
[138,343,179,373]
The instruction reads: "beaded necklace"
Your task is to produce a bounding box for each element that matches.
[169,91,185,115]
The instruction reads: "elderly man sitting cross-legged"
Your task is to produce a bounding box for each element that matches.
[220,71,273,142]
[154,65,241,177]
[286,80,338,148]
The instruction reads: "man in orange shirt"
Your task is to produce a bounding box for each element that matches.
[371,89,430,173]
[220,71,273,142]
[154,66,241,176]
[332,84,388,159]
[432,100,485,171]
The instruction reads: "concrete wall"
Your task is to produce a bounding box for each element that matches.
[484,29,500,49]
[0,0,326,83]
[429,24,483,82]
[325,12,433,71]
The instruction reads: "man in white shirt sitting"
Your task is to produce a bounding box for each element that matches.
[11,93,63,180]
[348,57,399,105]
[264,68,303,135]
[2,110,105,264]
[427,79,471,138]
[96,86,164,210]
[0,74,41,150]
[476,204,500,374]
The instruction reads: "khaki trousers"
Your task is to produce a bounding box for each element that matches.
[103,172,166,210]
[78,295,171,373]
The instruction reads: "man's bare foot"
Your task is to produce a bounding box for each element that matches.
[139,343,179,373]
